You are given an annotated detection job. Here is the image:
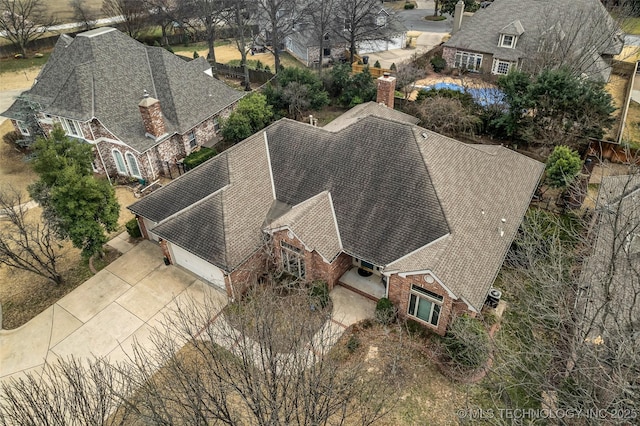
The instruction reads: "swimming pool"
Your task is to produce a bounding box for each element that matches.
[420,82,504,107]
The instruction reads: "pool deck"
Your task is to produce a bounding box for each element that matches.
[409,74,498,100]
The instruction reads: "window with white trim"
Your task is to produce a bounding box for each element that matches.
[454,51,483,72]
[492,59,512,75]
[408,285,443,327]
[112,149,127,174]
[500,34,515,48]
[281,241,306,279]
[60,117,83,138]
[125,152,141,178]
[187,130,197,148]
[376,15,386,27]
[16,120,30,136]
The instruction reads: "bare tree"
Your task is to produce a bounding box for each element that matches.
[303,0,337,71]
[0,187,64,285]
[282,81,310,119]
[0,280,397,424]
[69,0,98,32]
[143,0,180,46]
[0,358,136,426]
[0,0,57,56]
[101,0,149,39]
[394,58,425,100]
[253,0,300,73]
[335,0,397,65]
[406,95,481,137]
[479,167,640,422]
[181,0,225,70]
[521,1,625,82]
[223,0,252,89]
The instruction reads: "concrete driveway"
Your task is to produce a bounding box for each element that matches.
[0,239,375,387]
[0,240,228,384]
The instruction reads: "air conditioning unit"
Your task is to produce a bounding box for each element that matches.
[485,288,502,308]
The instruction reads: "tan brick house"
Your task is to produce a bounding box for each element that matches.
[443,0,623,82]
[129,97,543,334]
[1,27,244,182]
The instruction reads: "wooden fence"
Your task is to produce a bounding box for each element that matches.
[213,63,274,85]
[588,139,640,165]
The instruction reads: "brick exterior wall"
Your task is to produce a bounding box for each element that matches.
[139,97,166,138]
[376,74,396,109]
[387,273,458,335]
[136,215,149,240]
[271,230,352,289]
[95,140,154,181]
[225,248,268,300]
[442,46,495,75]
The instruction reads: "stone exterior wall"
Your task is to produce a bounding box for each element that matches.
[271,229,352,289]
[387,273,467,335]
[442,46,457,70]
[95,140,154,181]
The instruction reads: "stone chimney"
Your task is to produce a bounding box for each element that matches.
[138,90,166,138]
[376,72,396,109]
[452,0,465,34]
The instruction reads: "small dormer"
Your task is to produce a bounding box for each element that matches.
[498,20,524,49]
[376,9,389,27]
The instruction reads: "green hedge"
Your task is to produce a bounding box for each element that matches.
[183,147,217,170]
[125,218,142,238]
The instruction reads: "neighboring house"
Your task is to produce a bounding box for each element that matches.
[580,174,640,340]
[129,76,544,335]
[443,0,624,81]
[284,8,406,66]
[0,27,244,182]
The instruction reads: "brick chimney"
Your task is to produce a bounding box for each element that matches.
[452,0,465,34]
[138,90,166,138]
[376,72,396,109]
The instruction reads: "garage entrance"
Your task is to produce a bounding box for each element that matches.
[169,243,226,289]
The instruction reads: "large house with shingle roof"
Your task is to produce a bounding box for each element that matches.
[1,27,244,182]
[443,0,624,81]
[129,89,544,334]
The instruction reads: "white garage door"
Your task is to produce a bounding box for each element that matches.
[169,243,226,289]
[143,218,159,242]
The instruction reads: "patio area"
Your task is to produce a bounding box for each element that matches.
[338,268,386,301]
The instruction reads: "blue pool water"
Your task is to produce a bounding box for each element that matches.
[421,82,504,107]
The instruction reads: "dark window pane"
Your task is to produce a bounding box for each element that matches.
[431,303,440,326]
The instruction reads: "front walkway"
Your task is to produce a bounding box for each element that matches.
[1,240,375,386]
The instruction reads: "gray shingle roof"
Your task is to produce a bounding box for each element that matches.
[267,191,342,262]
[266,117,450,266]
[1,28,244,152]
[129,107,543,308]
[389,128,544,310]
[445,0,623,79]
[323,101,420,132]
[131,132,274,270]
[128,154,230,223]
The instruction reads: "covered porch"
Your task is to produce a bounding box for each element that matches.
[338,267,386,301]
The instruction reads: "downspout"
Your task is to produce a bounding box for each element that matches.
[146,151,156,180]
